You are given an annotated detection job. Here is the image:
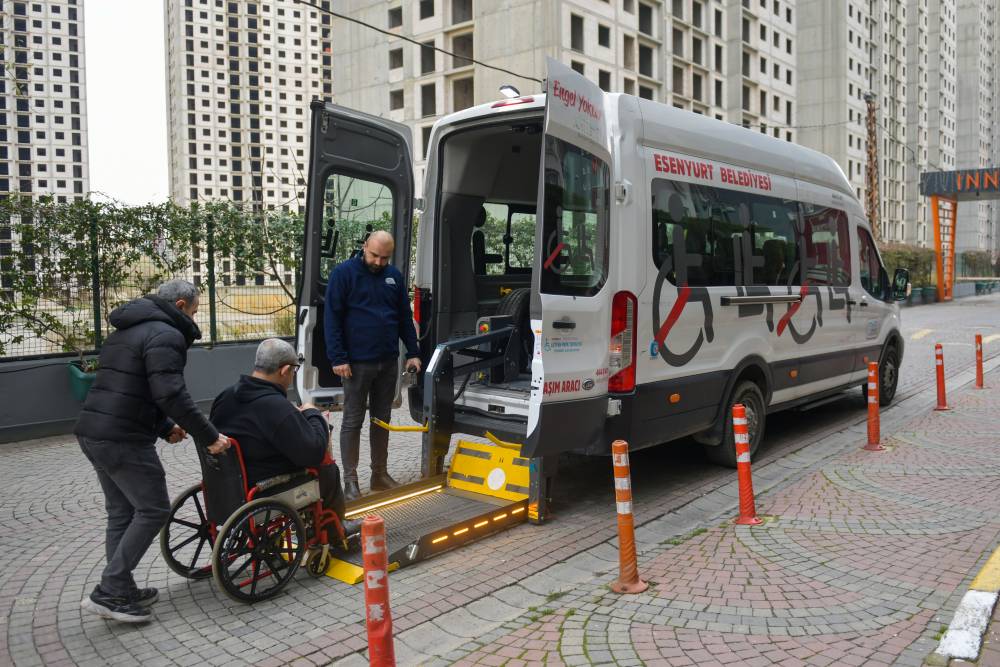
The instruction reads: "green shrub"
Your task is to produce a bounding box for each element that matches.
[878,242,936,288]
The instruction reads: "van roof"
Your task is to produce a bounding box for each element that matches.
[436,93,855,200]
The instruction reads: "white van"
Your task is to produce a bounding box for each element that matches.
[297,58,909,478]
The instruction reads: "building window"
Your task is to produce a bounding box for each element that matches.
[421,83,436,117]
[639,3,654,36]
[672,66,683,94]
[570,60,584,75]
[598,24,610,48]
[570,14,584,51]
[598,69,611,91]
[421,40,435,73]
[452,0,472,23]
[387,6,402,28]
[422,125,432,158]
[714,9,723,37]
[419,0,434,20]
[638,85,653,100]
[452,76,473,111]
[638,44,653,77]
[451,32,472,67]
[714,79,723,106]
[389,88,404,110]
[714,44,723,73]
[389,47,403,69]
[672,28,683,57]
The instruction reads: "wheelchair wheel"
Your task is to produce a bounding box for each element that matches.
[160,483,215,580]
[305,545,332,578]
[211,498,305,603]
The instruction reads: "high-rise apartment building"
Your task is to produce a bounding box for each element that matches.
[0,0,89,201]
[333,0,796,189]
[953,0,996,254]
[904,0,957,247]
[164,0,334,211]
[725,0,797,143]
[797,0,909,244]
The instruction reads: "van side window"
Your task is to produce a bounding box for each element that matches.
[801,204,851,287]
[650,177,798,287]
[540,137,610,297]
[857,226,884,298]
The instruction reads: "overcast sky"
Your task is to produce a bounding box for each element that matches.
[84,1,169,205]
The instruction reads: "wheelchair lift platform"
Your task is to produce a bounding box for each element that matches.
[320,437,530,585]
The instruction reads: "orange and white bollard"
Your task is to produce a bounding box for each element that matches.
[362,516,396,667]
[976,334,984,389]
[934,343,950,411]
[609,440,648,594]
[733,404,762,526]
[864,361,884,451]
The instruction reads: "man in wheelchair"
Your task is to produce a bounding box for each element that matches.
[210,339,362,539]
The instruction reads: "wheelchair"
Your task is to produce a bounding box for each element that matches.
[159,438,350,603]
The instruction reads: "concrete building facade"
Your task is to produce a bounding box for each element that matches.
[904,0,957,248]
[0,0,89,202]
[725,0,798,143]
[953,0,996,254]
[164,0,334,211]
[797,0,910,244]
[332,0,797,190]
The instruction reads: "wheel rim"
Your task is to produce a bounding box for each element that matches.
[162,485,214,579]
[216,503,302,602]
[881,355,897,399]
[740,395,761,449]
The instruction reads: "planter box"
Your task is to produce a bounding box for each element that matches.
[67,361,97,402]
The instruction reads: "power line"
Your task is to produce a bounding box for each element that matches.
[292,0,542,84]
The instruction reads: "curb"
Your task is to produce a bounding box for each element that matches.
[930,546,1000,663]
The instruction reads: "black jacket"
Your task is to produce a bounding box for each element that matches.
[209,375,329,486]
[74,296,219,447]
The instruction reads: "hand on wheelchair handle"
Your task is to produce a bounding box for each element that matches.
[206,434,231,455]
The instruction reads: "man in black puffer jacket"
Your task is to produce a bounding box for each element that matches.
[75,279,230,624]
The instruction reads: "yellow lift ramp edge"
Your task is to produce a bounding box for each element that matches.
[317,431,529,585]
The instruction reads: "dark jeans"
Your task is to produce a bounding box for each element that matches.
[340,358,397,483]
[78,437,171,598]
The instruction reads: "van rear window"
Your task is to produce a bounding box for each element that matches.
[651,177,852,288]
[539,136,610,297]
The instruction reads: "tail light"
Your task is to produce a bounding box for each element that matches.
[412,287,422,336]
[608,291,637,393]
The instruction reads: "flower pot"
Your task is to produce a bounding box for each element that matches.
[921,287,938,304]
[67,361,97,402]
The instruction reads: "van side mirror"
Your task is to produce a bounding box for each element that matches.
[892,268,910,301]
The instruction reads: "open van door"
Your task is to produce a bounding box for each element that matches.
[297,100,414,407]
[524,59,616,458]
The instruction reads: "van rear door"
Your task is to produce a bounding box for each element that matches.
[297,101,414,406]
[524,58,615,458]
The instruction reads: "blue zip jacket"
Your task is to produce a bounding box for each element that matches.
[324,256,419,366]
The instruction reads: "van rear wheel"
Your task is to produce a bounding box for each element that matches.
[703,380,766,468]
[496,288,533,373]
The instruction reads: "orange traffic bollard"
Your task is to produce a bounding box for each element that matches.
[362,516,396,667]
[733,404,762,525]
[976,334,984,389]
[864,361,884,451]
[934,343,950,411]
[609,440,648,594]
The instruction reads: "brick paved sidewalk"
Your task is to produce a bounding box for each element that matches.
[441,372,1000,667]
[3,362,1000,666]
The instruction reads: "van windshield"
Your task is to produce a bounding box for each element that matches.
[539,136,610,297]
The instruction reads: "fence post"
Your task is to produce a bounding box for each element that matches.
[89,206,102,349]
[205,213,218,345]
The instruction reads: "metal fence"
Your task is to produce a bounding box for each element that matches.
[0,197,302,361]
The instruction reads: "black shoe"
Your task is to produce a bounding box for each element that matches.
[81,587,152,624]
[130,587,159,608]
[344,479,361,502]
[370,471,400,492]
[342,518,363,537]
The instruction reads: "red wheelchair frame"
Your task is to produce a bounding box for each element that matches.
[159,438,347,603]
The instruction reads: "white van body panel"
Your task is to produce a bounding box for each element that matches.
[403,71,903,458]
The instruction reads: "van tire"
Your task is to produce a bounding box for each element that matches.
[702,380,766,468]
[878,344,899,406]
[496,288,533,372]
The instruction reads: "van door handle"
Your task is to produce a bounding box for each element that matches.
[859,297,869,307]
[552,320,576,330]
